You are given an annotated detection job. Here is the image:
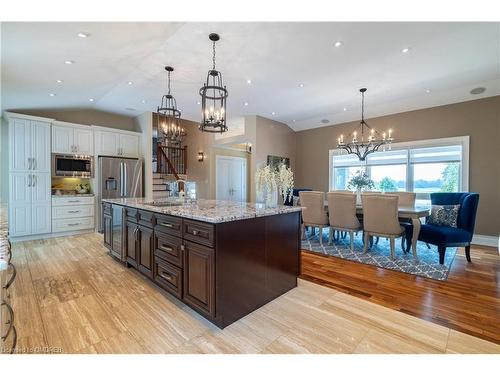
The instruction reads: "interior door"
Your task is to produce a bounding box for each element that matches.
[216,156,247,202]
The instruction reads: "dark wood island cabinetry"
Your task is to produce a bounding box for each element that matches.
[102,198,301,328]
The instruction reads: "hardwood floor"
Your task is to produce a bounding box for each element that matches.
[7,233,500,354]
[301,244,500,344]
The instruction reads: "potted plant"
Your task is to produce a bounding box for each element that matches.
[347,170,375,203]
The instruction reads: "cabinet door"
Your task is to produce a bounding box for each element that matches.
[31,172,52,235]
[31,121,51,172]
[103,214,113,250]
[125,221,138,267]
[137,225,153,278]
[74,127,93,155]
[119,133,140,157]
[52,125,74,154]
[9,118,31,172]
[95,131,120,156]
[183,241,215,318]
[8,173,32,236]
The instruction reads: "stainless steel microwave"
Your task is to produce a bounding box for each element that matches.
[52,154,94,178]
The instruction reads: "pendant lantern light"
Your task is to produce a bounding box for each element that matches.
[157,66,186,144]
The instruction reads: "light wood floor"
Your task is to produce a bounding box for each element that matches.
[8,233,500,354]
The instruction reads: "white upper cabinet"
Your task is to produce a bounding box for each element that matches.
[94,127,141,157]
[52,121,94,155]
[9,117,32,172]
[119,133,140,157]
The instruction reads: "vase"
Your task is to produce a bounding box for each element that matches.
[356,188,362,205]
[262,185,279,208]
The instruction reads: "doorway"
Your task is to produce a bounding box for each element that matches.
[216,155,247,202]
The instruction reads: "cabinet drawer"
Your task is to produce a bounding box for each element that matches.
[154,214,182,237]
[125,208,138,222]
[52,196,95,206]
[103,202,112,215]
[154,258,182,299]
[183,219,214,247]
[52,204,94,219]
[137,210,154,228]
[52,216,94,232]
[154,232,182,267]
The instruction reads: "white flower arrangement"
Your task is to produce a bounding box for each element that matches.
[256,162,294,205]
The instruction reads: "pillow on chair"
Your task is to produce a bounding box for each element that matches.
[427,204,460,227]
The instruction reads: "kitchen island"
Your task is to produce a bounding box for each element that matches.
[101,198,302,328]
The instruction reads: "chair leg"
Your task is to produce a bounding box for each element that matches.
[438,245,446,265]
[301,223,305,240]
[341,231,347,239]
[328,227,333,245]
[363,232,369,253]
[319,227,323,246]
[375,236,380,245]
[349,231,354,251]
[400,236,406,253]
[389,237,395,260]
[465,245,472,262]
[369,236,373,248]
[425,242,431,249]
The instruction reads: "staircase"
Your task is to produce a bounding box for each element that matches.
[153,144,188,200]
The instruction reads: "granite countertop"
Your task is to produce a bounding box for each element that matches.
[102,197,302,224]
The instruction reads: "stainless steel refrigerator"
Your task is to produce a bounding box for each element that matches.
[97,156,143,233]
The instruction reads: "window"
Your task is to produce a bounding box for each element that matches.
[329,137,469,204]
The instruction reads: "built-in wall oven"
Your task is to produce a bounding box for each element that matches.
[52,154,94,178]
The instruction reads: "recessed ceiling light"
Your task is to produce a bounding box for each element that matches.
[298,83,304,88]
[401,47,410,53]
[321,119,330,124]
[246,79,252,84]
[343,107,347,111]
[244,102,249,106]
[470,87,486,95]
[48,93,56,97]
[89,98,95,102]
[334,41,343,47]
[425,89,431,93]
[56,79,63,83]
[127,81,133,85]
[292,120,296,123]
[77,32,90,38]
[271,112,276,116]
[141,99,146,104]
[64,60,74,65]
[196,101,201,105]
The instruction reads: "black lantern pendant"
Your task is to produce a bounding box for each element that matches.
[157,66,186,145]
[199,33,228,133]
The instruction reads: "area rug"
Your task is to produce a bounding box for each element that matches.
[301,230,457,281]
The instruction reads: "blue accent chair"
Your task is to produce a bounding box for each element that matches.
[284,188,312,206]
[417,192,479,265]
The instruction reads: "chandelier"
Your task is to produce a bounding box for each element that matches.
[157,66,186,144]
[337,88,393,161]
[199,33,228,133]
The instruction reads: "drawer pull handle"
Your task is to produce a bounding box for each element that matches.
[67,223,79,227]
[159,222,173,228]
[160,272,173,282]
[159,245,174,253]
[192,230,199,235]
[67,210,81,213]
[67,200,81,203]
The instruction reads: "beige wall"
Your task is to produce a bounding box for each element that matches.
[16,109,138,132]
[295,96,500,236]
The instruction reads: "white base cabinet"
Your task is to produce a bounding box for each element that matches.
[52,196,95,233]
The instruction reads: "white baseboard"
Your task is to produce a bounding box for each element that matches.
[9,229,96,243]
[471,234,499,248]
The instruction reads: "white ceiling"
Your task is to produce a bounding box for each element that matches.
[2,22,499,131]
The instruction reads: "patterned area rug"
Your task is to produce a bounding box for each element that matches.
[301,230,457,281]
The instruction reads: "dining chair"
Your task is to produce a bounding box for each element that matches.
[299,191,329,245]
[386,192,416,251]
[361,194,405,260]
[326,192,361,250]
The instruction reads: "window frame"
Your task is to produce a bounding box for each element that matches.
[329,136,469,197]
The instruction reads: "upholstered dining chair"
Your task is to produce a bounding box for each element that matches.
[327,192,362,250]
[361,194,405,260]
[386,192,416,251]
[299,191,329,245]
[417,192,479,265]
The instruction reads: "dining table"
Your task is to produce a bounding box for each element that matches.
[317,200,430,261]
